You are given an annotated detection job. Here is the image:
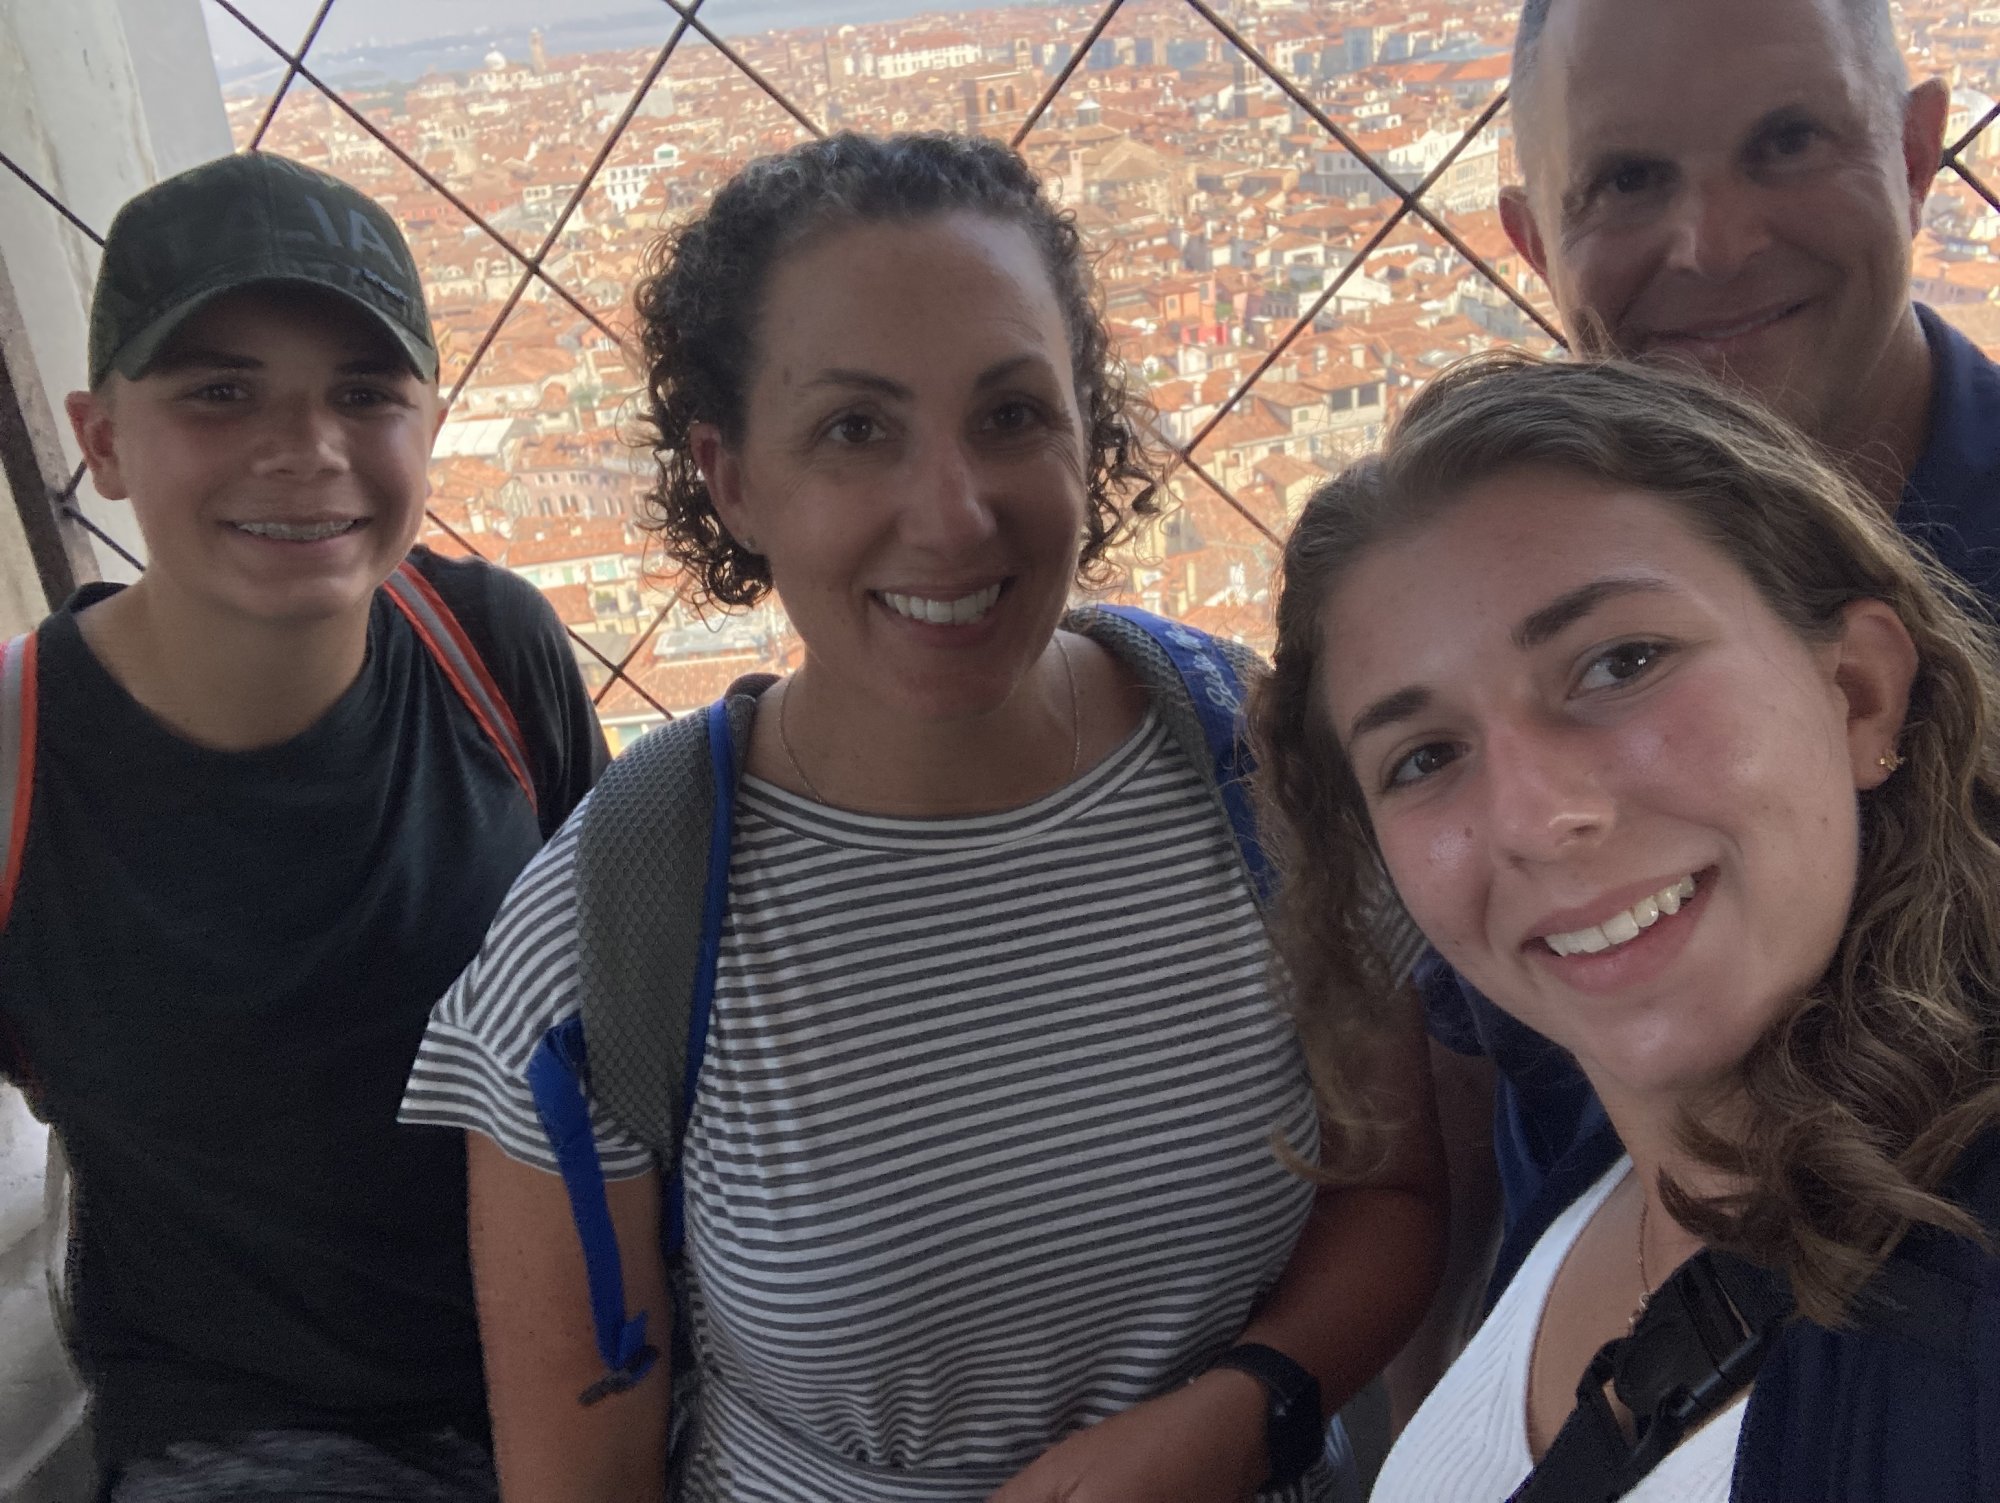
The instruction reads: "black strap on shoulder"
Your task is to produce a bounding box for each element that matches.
[1511,1250,1791,1503]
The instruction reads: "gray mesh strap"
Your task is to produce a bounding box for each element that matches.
[382,561,538,815]
[575,687,762,1163]
[1065,606,1266,907]
[1065,608,1422,979]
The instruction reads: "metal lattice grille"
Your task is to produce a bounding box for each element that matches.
[7,0,1998,743]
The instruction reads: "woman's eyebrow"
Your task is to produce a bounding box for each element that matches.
[1348,686,1432,745]
[805,355,1049,398]
[1346,575,1678,745]
[974,354,1045,389]
[804,368,911,399]
[1513,575,1675,650]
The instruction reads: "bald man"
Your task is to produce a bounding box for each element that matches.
[1409,0,2000,1367]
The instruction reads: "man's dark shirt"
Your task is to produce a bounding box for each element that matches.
[0,548,606,1475]
[1898,304,2000,599]
[1425,303,2000,1265]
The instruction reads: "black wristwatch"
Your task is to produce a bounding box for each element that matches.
[1205,1342,1324,1488]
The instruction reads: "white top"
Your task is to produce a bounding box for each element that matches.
[1371,1158,1746,1503]
[405,710,1336,1501]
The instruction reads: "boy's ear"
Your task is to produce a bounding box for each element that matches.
[65,388,131,501]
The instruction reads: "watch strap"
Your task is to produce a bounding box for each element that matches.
[1205,1341,1324,1487]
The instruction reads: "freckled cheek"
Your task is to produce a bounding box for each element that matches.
[1378,820,1482,954]
[1603,715,1756,814]
[1604,721,1675,788]
[1609,700,1836,879]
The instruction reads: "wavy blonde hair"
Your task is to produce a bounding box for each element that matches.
[1251,351,2000,1324]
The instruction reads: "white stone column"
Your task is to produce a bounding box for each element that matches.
[0,0,234,606]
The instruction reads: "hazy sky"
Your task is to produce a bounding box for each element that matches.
[203,0,1030,71]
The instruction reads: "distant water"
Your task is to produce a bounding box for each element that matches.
[216,0,1040,93]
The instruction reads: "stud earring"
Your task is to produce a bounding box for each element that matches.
[1878,748,1905,775]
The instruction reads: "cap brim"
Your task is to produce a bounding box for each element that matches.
[110,276,439,385]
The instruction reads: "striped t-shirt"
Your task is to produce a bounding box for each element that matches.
[404,709,1333,1501]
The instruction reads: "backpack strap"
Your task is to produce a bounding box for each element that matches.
[539,615,1301,1406]
[527,1013,659,1403]
[534,684,763,1405]
[1066,605,1270,901]
[545,622,1265,1408]
[0,632,36,935]
[1512,1248,1791,1503]
[1068,604,1425,981]
[382,559,538,817]
[573,684,763,1169]
[1,569,537,934]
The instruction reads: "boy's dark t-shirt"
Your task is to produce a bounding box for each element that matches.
[0,547,607,1474]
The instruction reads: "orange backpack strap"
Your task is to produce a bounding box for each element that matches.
[382,561,539,818]
[0,632,38,934]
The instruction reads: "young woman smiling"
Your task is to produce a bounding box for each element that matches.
[1252,353,2000,1502]
[404,134,1446,1503]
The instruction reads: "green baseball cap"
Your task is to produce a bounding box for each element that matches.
[87,151,438,388]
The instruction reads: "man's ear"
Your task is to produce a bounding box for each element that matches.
[1902,78,1951,234]
[64,387,130,501]
[691,422,753,550]
[422,391,449,505]
[1834,599,1920,791]
[1499,186,1550,279]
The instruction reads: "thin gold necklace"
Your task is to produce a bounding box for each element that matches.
[777,634,1081,805]
[774,675,827,802]
[1632,1191,1654,1332]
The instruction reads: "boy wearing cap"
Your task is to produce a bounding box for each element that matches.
[0,152,606,1497]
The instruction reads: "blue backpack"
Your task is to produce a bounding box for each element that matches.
[525,605,1274,1408]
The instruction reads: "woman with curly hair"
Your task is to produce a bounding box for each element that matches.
[1253,351,2000,1502]
[402,133,1445,1503]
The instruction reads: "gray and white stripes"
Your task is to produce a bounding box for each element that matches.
[404,711,1334,1501]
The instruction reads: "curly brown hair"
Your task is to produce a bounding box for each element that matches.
[1251,350,2000,1325]
[629,132,1161,610]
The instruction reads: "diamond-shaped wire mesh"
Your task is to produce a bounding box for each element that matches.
[8,0,1995,742]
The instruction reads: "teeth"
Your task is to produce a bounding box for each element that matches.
[233,519,360,542]
[1684,307,1792,342]
[881,583,1002,626]
[1545,875,1697,958]
[1601,910,1641,945]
